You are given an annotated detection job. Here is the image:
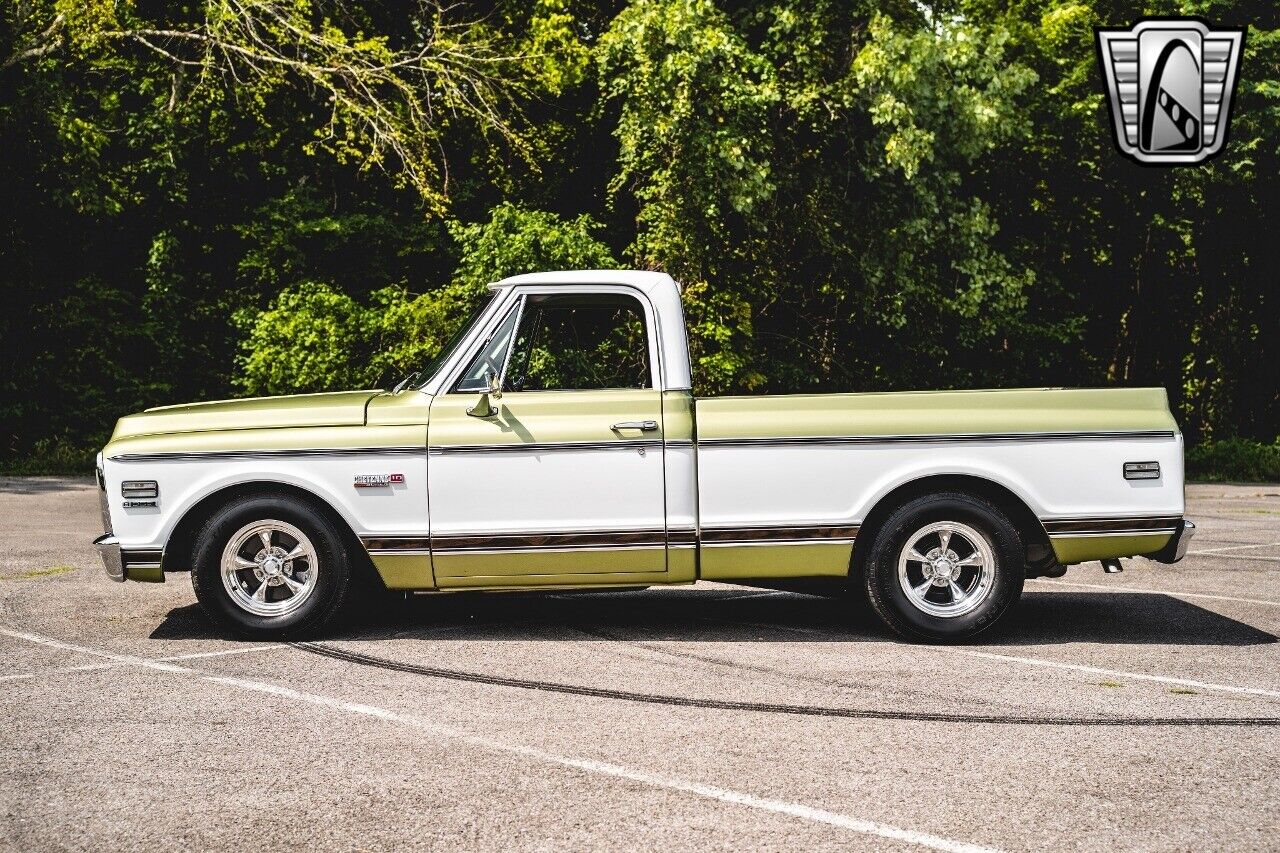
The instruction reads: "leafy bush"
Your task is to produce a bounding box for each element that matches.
[1187,439,1280,483]
[235,204,617,396]
[0,439,96,476]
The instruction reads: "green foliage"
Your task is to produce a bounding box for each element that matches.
[1187,439,1280,483]
[597,1,1072,392]
[1,0,1277,468]
[449,203,619,293]
[0,440,97,477]
[235,203,618,394]
[236,282,379,394]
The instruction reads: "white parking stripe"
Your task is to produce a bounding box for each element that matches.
[1187,553,1280,563]
[158,645,277,661]
[1189,541,1280,556]
[0,662,116,682]
[723,618,1280,699]
[950,649,1280,700]
[0,643,276,683]
[0,628,189,673]
[1027,578,1280,608]
[0,626,999,853]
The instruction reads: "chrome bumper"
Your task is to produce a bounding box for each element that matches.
[1151,519,1195,564]
[95,534,125,582]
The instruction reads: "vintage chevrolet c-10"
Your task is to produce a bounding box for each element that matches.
[94,270,1194,641]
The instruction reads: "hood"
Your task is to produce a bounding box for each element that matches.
[111,390,384,440]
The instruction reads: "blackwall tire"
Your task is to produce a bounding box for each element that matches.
[863,492,1024,643]
[191,493,353,639]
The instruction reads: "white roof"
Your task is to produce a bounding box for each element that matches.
[490,269,681,294]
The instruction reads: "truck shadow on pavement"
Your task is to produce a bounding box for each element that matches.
[150,587,1277,647]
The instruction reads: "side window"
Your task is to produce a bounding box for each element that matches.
[507,294,651,391]
[454,305,520,392]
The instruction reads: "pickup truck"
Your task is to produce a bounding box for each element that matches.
[95,270,1194,642]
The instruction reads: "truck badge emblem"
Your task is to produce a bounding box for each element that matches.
[1096,19,1244,165]
[354,473,404,488]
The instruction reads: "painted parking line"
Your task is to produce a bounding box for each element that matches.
[950,649,1280,700]
[1027,577,1280,608]
[721,619,1280,699]
[0,643,276,683]
[1188,541,1280,556]
[0,661,116,682]
[1187,553,1280,563]
[0,625,999,853]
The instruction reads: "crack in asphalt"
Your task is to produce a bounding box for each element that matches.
[291,641,1280,727]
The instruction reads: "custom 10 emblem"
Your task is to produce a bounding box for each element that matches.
[353,473,405,488]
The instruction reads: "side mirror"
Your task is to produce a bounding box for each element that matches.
[466,369,502,418]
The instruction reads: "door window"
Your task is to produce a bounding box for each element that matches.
[506,294,651,391]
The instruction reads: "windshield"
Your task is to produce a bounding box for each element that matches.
[416,292,498,388]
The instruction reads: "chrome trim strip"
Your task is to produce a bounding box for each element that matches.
[361,537,431,551]
[362,529,672,555]
[697,430,1176,448]
[111,446,426,463]
[429,439,663,456]
[431,529,667,552]
[701,538,857,548]
[700,524,861,544]
[1049,529,1178,539]
[433,544,666,556]
[367,549,432,556]
[366,522,863,554]
[1041,515,1182,534]
[113,429,1173,462]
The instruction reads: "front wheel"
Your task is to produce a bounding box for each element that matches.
[863,492,1024,642]
[191,493,353,639]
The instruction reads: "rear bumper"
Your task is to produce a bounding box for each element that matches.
[1150,519,1195,564]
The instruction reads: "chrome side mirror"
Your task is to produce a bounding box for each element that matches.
[466,369,501,418]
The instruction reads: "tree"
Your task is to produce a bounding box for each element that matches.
[234,203,618,394]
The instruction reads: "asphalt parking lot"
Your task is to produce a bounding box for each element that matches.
[1,479,1278,852]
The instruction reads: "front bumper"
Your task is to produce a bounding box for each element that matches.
[93,536,165,583]
[95,534,125,582]
[1150,519,1196,564]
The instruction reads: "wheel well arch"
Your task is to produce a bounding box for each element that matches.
[161,480,369,575]
[849,474,1052,578]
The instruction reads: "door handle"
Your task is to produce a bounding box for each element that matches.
[611,420,658,431]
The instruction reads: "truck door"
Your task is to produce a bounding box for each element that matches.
[427,289,668,586]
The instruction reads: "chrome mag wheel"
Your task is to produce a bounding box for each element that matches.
[220,520,319,617]
[896,520,995,618]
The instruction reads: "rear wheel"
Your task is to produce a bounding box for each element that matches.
[191,494,352,639]
[863,492,1023,642]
